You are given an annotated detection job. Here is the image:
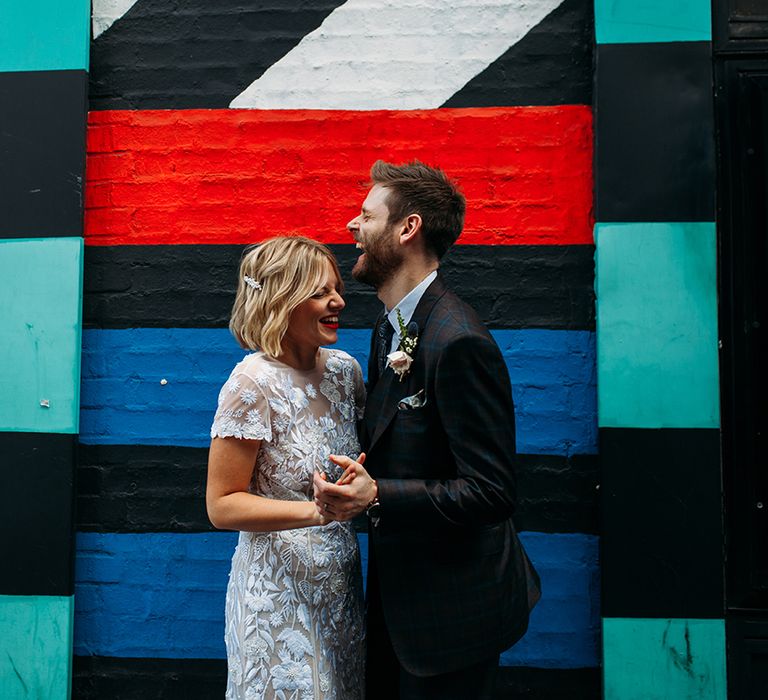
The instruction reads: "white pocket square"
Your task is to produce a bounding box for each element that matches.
[398,389,426,410]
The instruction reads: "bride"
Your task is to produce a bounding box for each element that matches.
[207,236,365,699]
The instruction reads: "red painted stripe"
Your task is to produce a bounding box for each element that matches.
[85,107,593,246]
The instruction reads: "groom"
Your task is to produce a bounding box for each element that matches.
[314,160,539,699]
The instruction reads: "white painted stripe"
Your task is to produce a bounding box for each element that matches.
[92,0,141,39]
[230,0,564,110]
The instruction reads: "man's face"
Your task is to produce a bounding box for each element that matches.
[346,184,404,288]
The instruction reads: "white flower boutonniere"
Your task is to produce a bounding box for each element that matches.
[386,309,419,382]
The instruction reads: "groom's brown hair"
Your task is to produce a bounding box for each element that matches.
[370,160,465,260]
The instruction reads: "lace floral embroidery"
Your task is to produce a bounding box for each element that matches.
[211,350,366,700]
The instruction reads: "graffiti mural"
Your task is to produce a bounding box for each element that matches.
[75,1,598,696]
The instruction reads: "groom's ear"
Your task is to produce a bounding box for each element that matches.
[398,213,422,246]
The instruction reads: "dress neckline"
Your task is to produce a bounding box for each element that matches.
[258,347,329,373]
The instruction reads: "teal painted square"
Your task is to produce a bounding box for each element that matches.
[603,618,726,699]
[595,223,719,429]
[595,0,711,44]
[0,238,83,433]
[0,595,73,700]
[0,0,90,72]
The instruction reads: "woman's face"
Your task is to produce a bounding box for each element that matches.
[283,258,345,351]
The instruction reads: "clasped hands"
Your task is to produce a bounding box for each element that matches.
[313,453,376,522]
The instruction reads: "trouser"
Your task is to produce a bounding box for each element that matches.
[365,561,498,700]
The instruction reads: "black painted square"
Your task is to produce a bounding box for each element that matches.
[600,427,724,619]
[0,70,87,238]
[595,42,716,222]
[0,432,76,595]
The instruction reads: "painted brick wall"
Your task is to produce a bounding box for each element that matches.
[84,108,593,246]
[75,1,599,697]
[78,328,596,454]
[73,532,598,667]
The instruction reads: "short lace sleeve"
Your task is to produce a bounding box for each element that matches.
[210,372,272,441]
[353,359,366,421]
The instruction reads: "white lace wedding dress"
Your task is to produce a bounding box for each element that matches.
[210,348,366,700]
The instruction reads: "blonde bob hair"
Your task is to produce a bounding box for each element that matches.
[229,237,343,357]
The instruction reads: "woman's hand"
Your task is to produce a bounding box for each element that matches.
[312,470,338,524]
[310,498,333,527]
[313,453,376,521]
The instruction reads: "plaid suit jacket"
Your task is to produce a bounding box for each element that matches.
[362,274,540,676]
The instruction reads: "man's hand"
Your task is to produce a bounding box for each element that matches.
[313,453,376,521]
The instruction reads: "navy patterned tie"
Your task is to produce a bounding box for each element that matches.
[377,318,395,375]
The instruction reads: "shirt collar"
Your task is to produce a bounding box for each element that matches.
[386,270,438,336]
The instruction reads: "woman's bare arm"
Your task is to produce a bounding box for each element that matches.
[206,437,327,531]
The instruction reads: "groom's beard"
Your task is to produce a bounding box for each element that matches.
[351,225,403,289]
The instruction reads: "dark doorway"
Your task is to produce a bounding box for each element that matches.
[714,2,768,697]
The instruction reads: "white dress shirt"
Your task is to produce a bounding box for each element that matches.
[385,270,438,353]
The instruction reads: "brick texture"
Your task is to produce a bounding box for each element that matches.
[78,328,597,455]
[78,0,600,682]
[73,532,598,668]
[82,243,596,330]
[76,445,598,534]
[85,107,594,246]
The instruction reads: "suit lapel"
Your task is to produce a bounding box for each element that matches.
[366,274,448,452]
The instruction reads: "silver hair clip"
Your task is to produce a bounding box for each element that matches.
[243,275,263,291]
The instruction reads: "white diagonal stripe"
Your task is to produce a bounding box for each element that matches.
[92,0,141,39]
[230,0,563,110]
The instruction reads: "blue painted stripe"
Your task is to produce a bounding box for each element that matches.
[73,531,598,668]
[80,329,596,456]
[501,533,600,668]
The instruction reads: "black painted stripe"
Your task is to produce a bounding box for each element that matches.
[83,244,595,330]
[72,656,226,699]
[595,41,715,222]
[0,70,87,238]
[89,0,348,110]
[76,444,597,534]
[600,427,723,619]
[443,0,593,108]
[0,433,76,596]
[496,665,600,699]
[517,453,598,534]
[72,656,600,699]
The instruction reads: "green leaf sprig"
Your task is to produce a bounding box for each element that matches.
[395,308,418,356]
